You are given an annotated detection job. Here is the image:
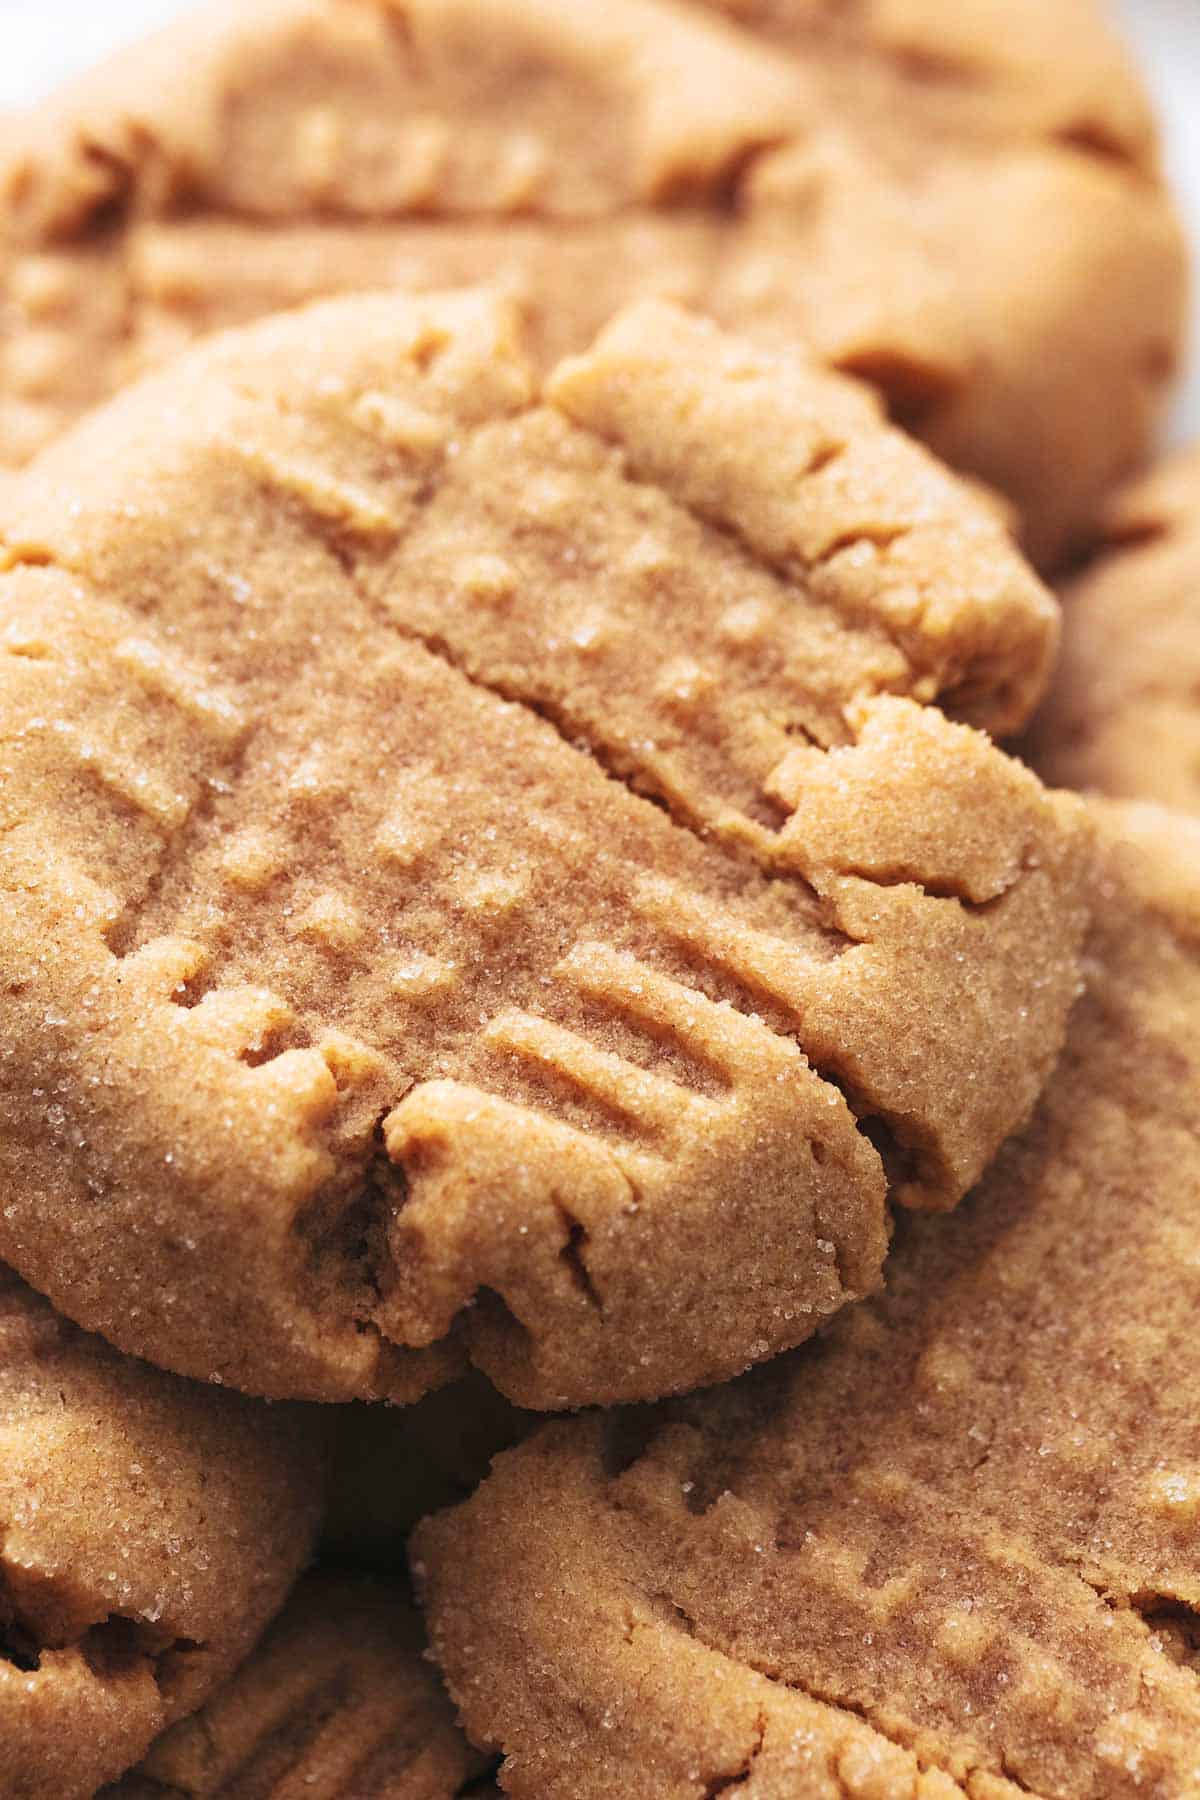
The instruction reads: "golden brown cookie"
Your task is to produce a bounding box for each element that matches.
[0,289,1088,1408]
[1031,448,1200,813]
[324,1375,531,1568]
[0,1265,325,1800]
[416,802,1200,1799]
[0,0,1183,566]
[105,1573,491,1798]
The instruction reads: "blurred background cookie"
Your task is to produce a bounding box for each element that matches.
[0,0,1184,564]
[417,803,1200,1799]
[0,290,1089,1408]
[105,1574,492,1800]
[1030,448,1200,814]
[0,1266,325,1799]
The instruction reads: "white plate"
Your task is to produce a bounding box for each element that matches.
[0,0,1196,440]
[1115,0,1200,441]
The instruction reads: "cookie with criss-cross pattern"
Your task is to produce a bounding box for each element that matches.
[416,802,1200,1799]
[1031,448,1200,815]
[0,289,1087,1408]
[0,1266,324,1800]
[0,0,1183,564]
[106,1574,491,1800]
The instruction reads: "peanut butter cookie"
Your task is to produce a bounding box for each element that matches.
[1031,448,1200,814]
[107,1574,490,1799]
[0,0,1184,565]
[0,1266,324,1800]
[0,290,1088,1407]
[416,802,1200,1799]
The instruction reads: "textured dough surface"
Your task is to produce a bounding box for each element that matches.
[1031,448,1200,814]
[416,803,1200,1799]
[0,289,1087,1407]
[106,1573,490,1798]
[0,1266,325,1800]
[0,0,1184,565]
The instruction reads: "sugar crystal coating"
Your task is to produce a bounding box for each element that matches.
[0,290,1088,1407]
[416,804,1200,1798]
[0,1267,324,1799]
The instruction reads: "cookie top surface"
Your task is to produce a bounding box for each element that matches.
[1031,447,1200,814]
[0,0,1184,566]
[0,1267,325,1800]
[0,290,1088,1409]
[416,802,1200,1799]
[106,1572,489,1799]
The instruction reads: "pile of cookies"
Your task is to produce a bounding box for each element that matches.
[0,2,1195,1795]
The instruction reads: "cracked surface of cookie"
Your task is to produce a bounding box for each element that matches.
[415,802,1200,1799]
[0,1265,325,1800]
[1030,448,1200,815]
[0,290,1088,1407]
[0,0,1184,566]
[106,1573,491,1800]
